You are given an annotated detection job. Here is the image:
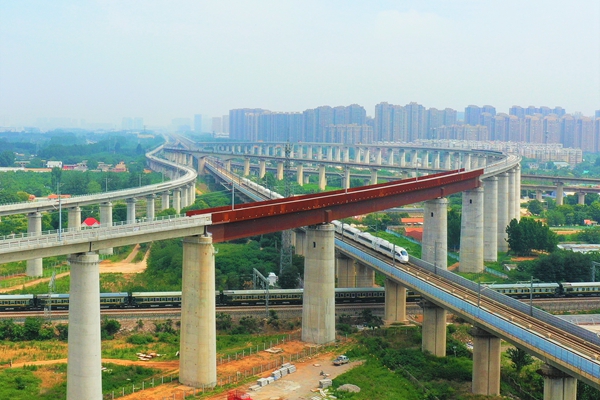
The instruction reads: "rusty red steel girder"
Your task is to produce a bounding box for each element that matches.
[187,168,483,243]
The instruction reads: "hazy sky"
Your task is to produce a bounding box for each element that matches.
[1,0,599,127]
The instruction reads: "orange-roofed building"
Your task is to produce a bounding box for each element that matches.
[404,227,423,241]
[401,217,424,226]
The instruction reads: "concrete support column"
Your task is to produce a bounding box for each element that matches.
[433,151,440,169]
[173,189,181,214]
[538,365,577,400]
[421,300,447,356]
[67,252,101,400]
[126,198,137,224]
[370,168,378,185]
[243,158,250,176]
[578,192,586,205]
[471,327,501,396]
[146,195,155,220]
[99,202,113,255]
[515,165,522,220]
[411,150,418,167]
[388,149,395,165]
[257,146,263,156]
[355,263,375,287]
[68,206,82,231]
[334,147,341,162]
[464,153,472,170]
[277,161,284,180]
[318,165,327,191]
[259,160,266,179]
[497,173,509,252]
[459,187,484,273]
[444,152,452,169]
[375,148,382,165]
[180,186,188,209]
[302,224,335,344]
[555,182,564,206]
[536,190,543,202]
[385,279,407,324]
[189,183,195,205]
[483,177,498,262]
[336,255,355,287]
[422,198,448,270]
[198,157,206,174]
[399,150,406,167]
[307,146,313,160]
[294,229,306,256]
[26,212,43,277]
[161,192,170,211]
[224,160,231,172]
[327,147,333,161]
[343,148,349,163]
[343,167,351,190]
[454,153,462,170]
[297,164,304,186]
[508,169,516,220]
[180,235,217,388]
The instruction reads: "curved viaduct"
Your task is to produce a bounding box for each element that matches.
[0,141,597,399]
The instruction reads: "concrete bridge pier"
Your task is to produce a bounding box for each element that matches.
[180,186,188,209]
[578,192,586,205]
[343,147,349,163]
[198,157,206,174]
[173,189,181,214]
[307,147,313,160]
[294,229,306,256]
[146,195,155,220]
[388,149,394,165]
[188,183,195,205]
[375,148,382,165]
[483,177,498,262]
[421,299,446,356]
[459,187,484,273]
[497,173,509,252]
[443,152,452,170]
[318,165,327,191]
[68,206,81,232]
[336,254,356,287]
[464,153,472,170]
[555,182,564,206]
[538,365,577,400]
[67,251,102,400]
[243,158,250,176]
[161,191,170,211]
[384,279,407,324]
[411,150,418,167]
[259,160,266,179]
[180,234,217,388]
[355,263,375,287]
[99,202,113,255]
[302,224,335,344]
[297,164,304,186]
[515,165,521,219]
[343,167,351,190]
[334,147,341,162]
[126,198,137,224]
[507,169,516,220]
[370,169,378,185]
[536,189,543,202]
[364,148,370,164]
[422,198,448,270]
[326,147,333,161]
[399,149,406,167]
[277,161,284,180]
[26,211,43,277]
[433,151,440,169]
[470,327,501,396]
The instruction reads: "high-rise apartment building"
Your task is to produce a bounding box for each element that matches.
[211,117,222,133]
[229,109,266,140]
[481,105,496,116]
[194,114,203,133]
[464,105,481,126]
[405,102,426,142]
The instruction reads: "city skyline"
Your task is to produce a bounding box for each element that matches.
[1,1,599,127]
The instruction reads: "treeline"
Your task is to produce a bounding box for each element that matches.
[0,317,121,342]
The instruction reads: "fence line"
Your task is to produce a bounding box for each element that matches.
[103,335,346,400]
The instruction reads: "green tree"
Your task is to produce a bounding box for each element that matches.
[278,266,299,289]
[447,208,461,251]
[506,347,533,372]
[526,200,543,215]
[0,150,15,166]
[506,218,558,256]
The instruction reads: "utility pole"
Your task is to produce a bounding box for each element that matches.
[279,143,293,277]
[253,268,270,317]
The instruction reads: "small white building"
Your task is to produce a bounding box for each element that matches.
[46,160,63,168]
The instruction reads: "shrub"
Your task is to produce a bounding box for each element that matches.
[126,334,154,345]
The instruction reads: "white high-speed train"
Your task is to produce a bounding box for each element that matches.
[332,220,410,263]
